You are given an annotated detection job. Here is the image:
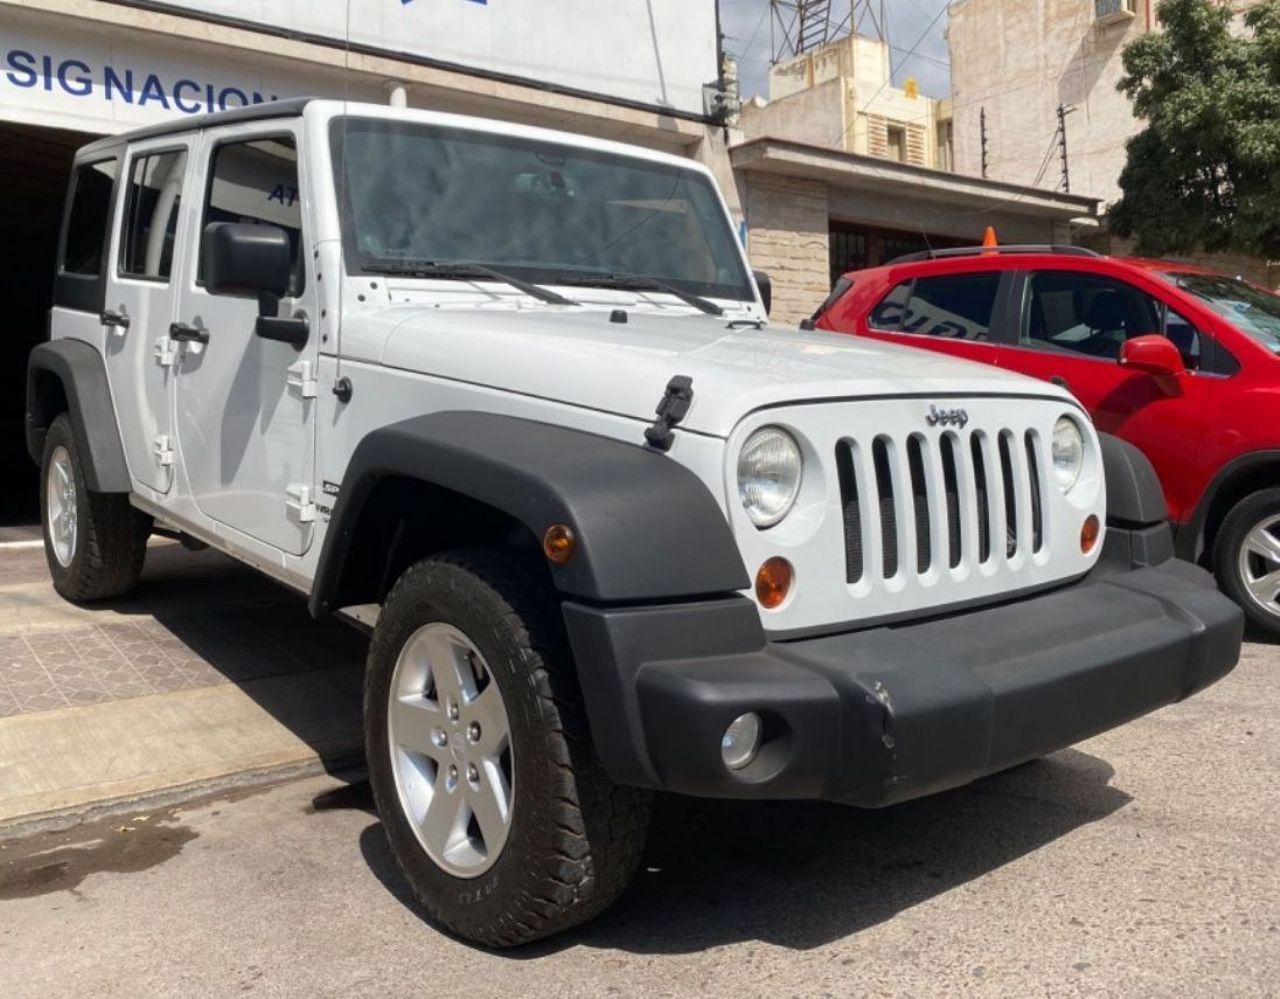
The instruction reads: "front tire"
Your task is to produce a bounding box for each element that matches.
[364,549,651,947]
[1214,487,1280,637]
[40,414,150,602]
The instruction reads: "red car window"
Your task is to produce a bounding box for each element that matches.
[1020,271,1164,361]
[872,272,1000,341]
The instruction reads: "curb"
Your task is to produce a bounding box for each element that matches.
[0,751,366,839]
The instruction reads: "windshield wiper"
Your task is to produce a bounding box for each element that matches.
[365,260,579,306]
[553,270,724,316]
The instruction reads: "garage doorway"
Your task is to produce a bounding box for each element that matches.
[0,122,99,525]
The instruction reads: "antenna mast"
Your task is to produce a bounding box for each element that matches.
[770,1,890,61]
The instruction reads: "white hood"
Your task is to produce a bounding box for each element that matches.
[342,306,1071,438]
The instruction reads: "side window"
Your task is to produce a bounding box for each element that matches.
[902,273,1000,340]
[120,149,187,280]
[201,136,304,296]
[1022,271,1162,360]
[1163,305,1202,371]
[62,158,119,277]
[869,280,911,330]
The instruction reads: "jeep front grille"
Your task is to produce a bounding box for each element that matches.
[836,428,1048,584]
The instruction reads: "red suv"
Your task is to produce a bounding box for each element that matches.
[816,245,1280,634]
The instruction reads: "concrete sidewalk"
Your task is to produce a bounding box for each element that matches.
[0,539,366,833]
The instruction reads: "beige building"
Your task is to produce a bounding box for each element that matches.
[733,33,1099,324]
[745,34,954,170]
[947,0,1274,281]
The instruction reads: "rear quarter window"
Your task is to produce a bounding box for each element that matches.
[871,272,1000,340]
[61,158,119,277]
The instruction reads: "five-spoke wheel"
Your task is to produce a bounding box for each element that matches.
[388,623,514,878]
[1215,487,1280,637]
[45,444,78,568]
[364,550,650,947]
[39,414,150,602]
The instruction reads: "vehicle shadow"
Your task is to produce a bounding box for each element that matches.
[355,747,1131,954]
[7,540,368,775]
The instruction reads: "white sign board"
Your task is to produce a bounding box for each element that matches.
[1,18,378,135]
[158,0,719,116]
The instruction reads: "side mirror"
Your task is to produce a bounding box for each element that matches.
[1119,334,1185,377]
[201,222,307,349]
[752,269,772,316]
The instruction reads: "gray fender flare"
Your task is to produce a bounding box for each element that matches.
[26,339,130,493]
[1098,432,1167,527]
[308,411,750,615]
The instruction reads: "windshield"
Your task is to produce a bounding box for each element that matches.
[1163,272,1280,353]
[331,117,754,302]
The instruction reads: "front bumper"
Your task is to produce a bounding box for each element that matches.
[563,553,1242,807]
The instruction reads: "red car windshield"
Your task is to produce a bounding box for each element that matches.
[1164,272,1280,354]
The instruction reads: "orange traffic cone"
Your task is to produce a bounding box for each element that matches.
[981,226,999,251]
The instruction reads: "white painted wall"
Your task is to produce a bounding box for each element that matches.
[158,0,719,116]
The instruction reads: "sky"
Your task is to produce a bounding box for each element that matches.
[718,0,952,102]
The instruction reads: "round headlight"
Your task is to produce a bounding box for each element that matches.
[1052,416,1085,492]
[738,427,802,528]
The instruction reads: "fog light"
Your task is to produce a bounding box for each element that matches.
[1081,514,1101,554]
[721,712,762,771]
[755,557,794,609]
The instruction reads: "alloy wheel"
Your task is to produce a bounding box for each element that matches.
[387,622,514,878]
[1237,513,1280,621]
[46,445,78,568]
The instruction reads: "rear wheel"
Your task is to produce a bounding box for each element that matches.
[40,414,150,602]
[1214,487,1280,637]
[364,549,650,947]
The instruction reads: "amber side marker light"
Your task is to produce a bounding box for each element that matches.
[543,524,576,565]
[756,557,794,609]
[1081,515,1101,554]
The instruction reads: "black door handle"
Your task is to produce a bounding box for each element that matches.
[169,322,209,345]
[100,309,130,329]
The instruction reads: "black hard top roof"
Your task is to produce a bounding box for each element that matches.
[77,97,315,159]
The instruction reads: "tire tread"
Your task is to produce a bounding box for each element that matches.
[369,548,650,947]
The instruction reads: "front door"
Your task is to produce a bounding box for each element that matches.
[172,126,317,556]
[103,140,191,494]
[1001,268,1218,519]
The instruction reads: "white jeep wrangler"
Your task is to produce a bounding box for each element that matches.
[27,99,1241,947]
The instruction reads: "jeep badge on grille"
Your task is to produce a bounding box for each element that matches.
[925,405,969,429]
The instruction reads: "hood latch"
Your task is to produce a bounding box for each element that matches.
[643,375,694,452]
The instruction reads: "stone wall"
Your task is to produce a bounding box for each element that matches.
[744,175,831,325]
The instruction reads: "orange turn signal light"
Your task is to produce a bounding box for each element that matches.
[543,524,576,565]
[755,557,794,610]
[1081,515,1101,554]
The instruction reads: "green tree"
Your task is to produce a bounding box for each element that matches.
[1111,0,1280,259]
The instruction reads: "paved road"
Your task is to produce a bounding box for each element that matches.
[1,638,1276,998]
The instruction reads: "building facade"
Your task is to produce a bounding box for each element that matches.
[744,34,954,171]
[947,0,1274,282]
[734,33,1098,325]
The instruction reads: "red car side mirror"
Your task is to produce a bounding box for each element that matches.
[1119,335,1185,377]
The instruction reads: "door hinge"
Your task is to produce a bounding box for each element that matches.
[152,435,175,467]
[286,360,318,399]
[285,483,316,523]
[153,336,176,368]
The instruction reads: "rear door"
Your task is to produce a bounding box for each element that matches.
[853,269,1014,369]
[103,140,192,494]
[1002,268,1217,518]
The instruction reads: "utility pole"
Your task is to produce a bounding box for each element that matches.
[980,107,989,179]
[1057,103,1076,194]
